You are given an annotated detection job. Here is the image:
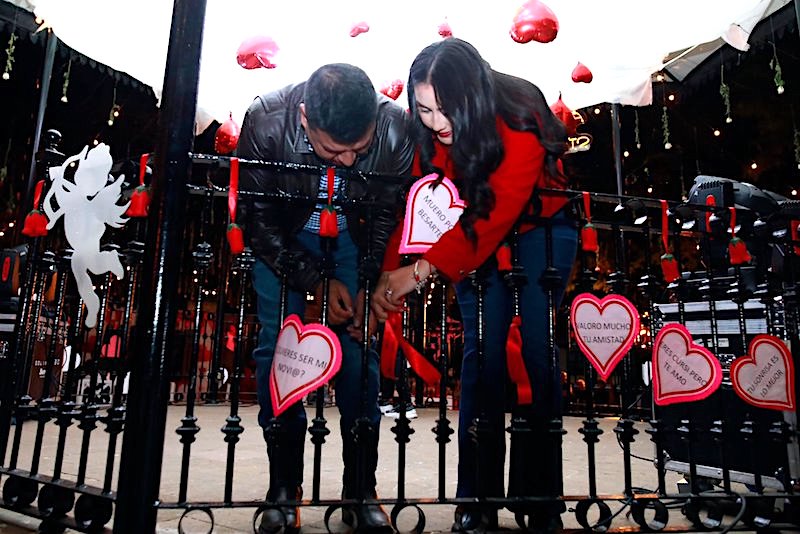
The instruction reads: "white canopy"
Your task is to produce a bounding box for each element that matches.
[30,0,788,133]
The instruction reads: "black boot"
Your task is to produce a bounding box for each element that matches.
[258,486,301,534]
[341,426,393,532]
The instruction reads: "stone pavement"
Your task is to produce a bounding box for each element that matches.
[0,403,758,532]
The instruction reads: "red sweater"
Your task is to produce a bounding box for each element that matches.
[385,120,568,283]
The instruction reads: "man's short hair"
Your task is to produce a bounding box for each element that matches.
[303,63,378,144]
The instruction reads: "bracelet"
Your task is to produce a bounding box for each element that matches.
[412,259,436,293]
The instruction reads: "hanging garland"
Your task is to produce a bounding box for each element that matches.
[634,109,641,149]
[793,126,800,170]
[2,33,17,81]
[61,59,71,103]
[720,64,732,124]
[770,42,785,95]
[661,105,672,150]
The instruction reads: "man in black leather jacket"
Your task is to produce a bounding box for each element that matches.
[237,63,413,533]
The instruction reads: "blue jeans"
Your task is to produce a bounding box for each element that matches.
[252,229,381,488]
[454,213,577,499]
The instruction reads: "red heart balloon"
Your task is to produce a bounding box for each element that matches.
[380,79,404,101]
[215,113,241,155]
[236,36,279,69]
[550,95,583,137]
[438,21,453,38]
[510,0,559,44]
[349,21,370,37]
[572,62,594,83]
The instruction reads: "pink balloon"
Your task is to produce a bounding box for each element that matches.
[350,21,370,37]
[215,113,241,155]
[236,36,279,69]
[510,0,559,44]
[380,79,404,101]
[572,62,594,83]
[438,21,453,38]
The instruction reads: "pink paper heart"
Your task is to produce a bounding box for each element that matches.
[236,35,279,69]
[349,21,370,37]
[731,334,795,411]
[399,174,466,255]
[269,314,342,416]
[571,62,593,83]
[570,293,640,381]
[652,323,722,406]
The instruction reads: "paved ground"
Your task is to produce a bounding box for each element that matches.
[0,403,775,532]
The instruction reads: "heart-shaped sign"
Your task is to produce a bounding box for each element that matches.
[399,173,466,254]
[270,314,342,416]
[731,334,795,411]
[570,293,640,381]
[652,323,722,406]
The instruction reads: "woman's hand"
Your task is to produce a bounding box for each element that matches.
[371,260,437,321]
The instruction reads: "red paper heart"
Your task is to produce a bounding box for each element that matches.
[572,62,593,83]
[510,0,559,44]
[550,95,583,137]
[570,293,639,381]
[236,35,279,69]
[380,79,404,101]
[349,21,370,37]
[731,334,795,411]
[269,315,342,416]
[652,323,722,406]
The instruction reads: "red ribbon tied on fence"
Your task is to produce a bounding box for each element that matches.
[380,312,441,386]
[319,167,339,238]
[21,179,48,237]
[580,191,598,252]
[226,158,245,255]
[727,207,751,265]
[659,200,679,283]
[126,153,151,217]
[506,315,533,404]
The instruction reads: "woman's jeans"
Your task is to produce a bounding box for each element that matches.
[251,229,381,489]
[454,213,577,500]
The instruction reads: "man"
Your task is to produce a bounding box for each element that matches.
[237,63,413,533]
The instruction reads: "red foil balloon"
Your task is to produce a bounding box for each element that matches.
[438,21,453,38]
[236,36,279,69]
[349,21,370,37]
[572,62,594,83]
[510,0,559,44]
[550,95,582,137]
[380,79,404,101]
[215,113,241,155]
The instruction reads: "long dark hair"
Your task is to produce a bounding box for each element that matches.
[407,38,567,243]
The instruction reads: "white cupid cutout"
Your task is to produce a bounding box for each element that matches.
[43,144,129,328]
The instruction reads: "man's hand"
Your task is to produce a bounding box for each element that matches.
[347,289,377,341]
[315,279,354,325]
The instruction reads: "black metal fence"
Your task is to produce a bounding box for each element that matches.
[0,2,799,533]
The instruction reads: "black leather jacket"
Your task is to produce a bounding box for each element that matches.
[237,83,414,293]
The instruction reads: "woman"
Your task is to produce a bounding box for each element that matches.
[372,38,577,532]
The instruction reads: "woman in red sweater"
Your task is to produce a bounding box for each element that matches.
[372,38,577,532]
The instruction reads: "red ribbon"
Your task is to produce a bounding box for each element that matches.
[728,207,751,265]
[138,153,149,186]
[506,315,532,405]
[228,157,239,223]
[380,312,441,386]
[319,167,339,238]
[660,200,679,283]
[580,191,598,252]
[704,194,716,233]
[495,243,513,272]
[32,179,44,208]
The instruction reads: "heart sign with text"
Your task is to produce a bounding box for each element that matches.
[730,334,795,411]
[652,323,722,406]
[399,174,466,254]
[270,314,342,417]
[570,293,640,381]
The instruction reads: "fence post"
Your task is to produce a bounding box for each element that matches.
[113,1,207,532]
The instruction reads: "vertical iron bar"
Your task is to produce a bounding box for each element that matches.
[434,282,452,501]
[114,1,207,530]
[311,241,332,503]
[222,251,253,503]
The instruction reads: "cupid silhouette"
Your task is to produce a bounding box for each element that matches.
[43,144,129,328]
